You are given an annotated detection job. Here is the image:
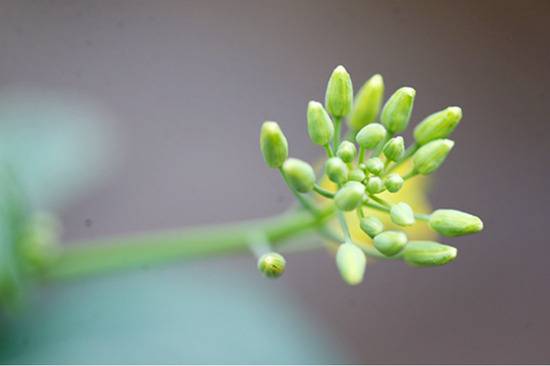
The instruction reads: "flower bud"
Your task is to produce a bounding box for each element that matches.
[381,87,416,133]
[429,209,483,237]
[390,202,415,226]
[383,136,405,162]
[360,216,384,238]
[336,141,357,163]
[349,168,366,182]
[412,139,454,175]
[403,241,457,267]
[335,181,365,211]
[348,74,384,131]
[365,157,384,176]
[325,157,349,184]
[355,123,387,149]
[384,173,404,193]
[373,230,407,257]
[258,252,286,278]
[414,106,462,145]
[260,121,288,168]
[325,65,353,118]
[282,158,316,193]
[336,243,366,285]
[307,101,334,145]
[366,176,384,194]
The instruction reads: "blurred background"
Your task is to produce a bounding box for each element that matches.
[0,0,549,363]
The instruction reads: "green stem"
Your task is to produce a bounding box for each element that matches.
[333,117,342,149]
[363,200,430,222]
[43,206,335,281]
[279,168,320,214]
[313,184,335,199]
[358,146,366,164]
[324,144,335,158]
[403,170,418,181]
[337,211,352,243]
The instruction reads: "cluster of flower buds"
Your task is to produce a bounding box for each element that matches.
[259,65,483,285]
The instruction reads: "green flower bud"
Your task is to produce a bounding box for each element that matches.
[390,202,415,226]
[365,157,384,176]
[366,176,384,194]
[360,216,384,238]
[307,101,334,145]
[383,136,405,162]
[348,74,384,131]
[403,241,457,267]
[325,65,353,118]
[336,243,366,285]
[335,181,365,211]
[258,252,286,278]
[414,106,462,145]
[384,173,404,193]
[282,158,316,193]
[349,168,366,182]
[412,139,454,175]
[260,121,288,168]
[381,87,416,133]
[325,157,349,184]
[429,209,483,237]
[336,141,357,163]
[373,230,407,257]
[356,123,387,149]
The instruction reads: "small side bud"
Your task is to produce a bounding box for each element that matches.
[336,141,357,163]
[348,74,385,131]
[258,252,286,278]
[381,87,416,133]
[336,243,367,285]
[403,241,457,267]
[335,181,365,211]
[360,216,384,238]
[373,230,407,257]
[414,106,462,145]
[429,209,483,237]
[307,101,334,145]
[325,65,353,118]
[325,157,349,184]
[349,168,366,182]
[366,176,384,194]
[282,158,316,193]
[390,202,415,226]
[356,123,387,149]
[365,157,384,176]
[384,173,404,193]
[412,139,454,175]
[260,121,288,168]
[383,136,405,162]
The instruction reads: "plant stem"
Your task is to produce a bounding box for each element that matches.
[358,146,366,164]
[333,117,342,149]
[363,200,430,221]
[43,206,335,281]
[313,184,335,199]
[324,144,335,157]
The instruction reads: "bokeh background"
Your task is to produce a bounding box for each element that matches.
[0,0,549,363]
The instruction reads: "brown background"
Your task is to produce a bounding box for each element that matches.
[1,0,549,363]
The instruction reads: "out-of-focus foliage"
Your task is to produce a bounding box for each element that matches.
[0,88,113,210]
[0,263,345,364]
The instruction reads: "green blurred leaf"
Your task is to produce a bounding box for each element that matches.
[0,88,113,210]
